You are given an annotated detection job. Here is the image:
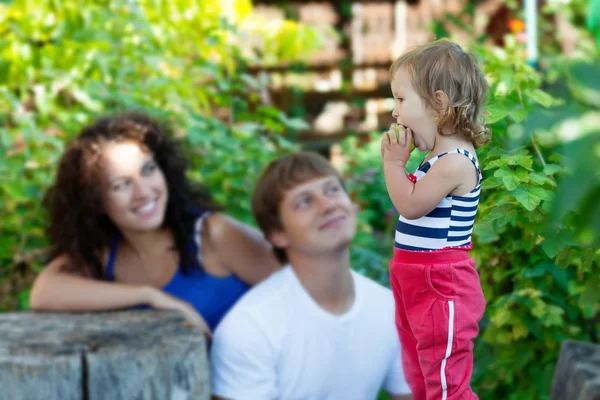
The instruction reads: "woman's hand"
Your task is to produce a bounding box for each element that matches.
[144,287,212,340]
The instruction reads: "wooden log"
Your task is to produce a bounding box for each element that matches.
[0,310,209,400]
[550,340,600,400]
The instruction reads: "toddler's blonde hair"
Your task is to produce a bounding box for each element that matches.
[390,39,491,148]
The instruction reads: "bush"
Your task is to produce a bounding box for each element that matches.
[340,35,600,400]
[0,0,322,309]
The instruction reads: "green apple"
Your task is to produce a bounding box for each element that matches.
[387,125,415,152]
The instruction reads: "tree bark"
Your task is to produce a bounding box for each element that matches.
[550,340,600,400]
[0,310,209,400]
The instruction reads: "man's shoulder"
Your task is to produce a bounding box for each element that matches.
[351,272,399,353]
[352,271,395,311]
[218,266,292,326]
[353,271,392,298]
[240,266,292,305]
[213,267,294,352]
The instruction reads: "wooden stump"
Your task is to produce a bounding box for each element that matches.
[550,340,600,400]
[0,310,209,400]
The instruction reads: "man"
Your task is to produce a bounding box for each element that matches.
[210,152,412,400]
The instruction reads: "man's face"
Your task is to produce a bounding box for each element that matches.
[270,175,356,259]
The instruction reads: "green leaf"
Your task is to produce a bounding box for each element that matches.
[523,264,547,279]
[475,219,501,243]
[503,174,520,191]
[0,236,17,257]
[514,167,530,180]
[493,167,512,179]
[496,267,520,281]
[543,164,562,176]
[578,276,600,311]
[485,158,510,170]
[523,317,544,340]
[486,155,533,171]
[528,173,556,187]
[541,232,574,259]
[486,146,511,158]
[509,107,528,123]
[481,177,504,190]
[546,263,570,293]
[512,186,551,211]
[2,183,29,201]
[507,156,533,169]
[486,98,518,124]
[529,89,557,108]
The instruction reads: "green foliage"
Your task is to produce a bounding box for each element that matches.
[2,1,599,398]
[340,34,599,400]
[0,0,324,309]
[523,60,600,246]
[589,0,600,43]
[542,0,600,48]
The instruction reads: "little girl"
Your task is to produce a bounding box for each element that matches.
[381,38,490,400]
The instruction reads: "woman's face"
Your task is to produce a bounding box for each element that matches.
[100,140,169,234]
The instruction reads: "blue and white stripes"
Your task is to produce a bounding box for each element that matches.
[394,149,482,251]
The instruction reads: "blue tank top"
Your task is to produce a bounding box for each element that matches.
[104,211,250,330]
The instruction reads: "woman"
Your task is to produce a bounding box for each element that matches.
[30,111,279,337]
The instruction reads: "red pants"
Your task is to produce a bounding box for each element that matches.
[390,249,486,400]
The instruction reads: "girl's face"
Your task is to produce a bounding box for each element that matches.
[101,140,169,234]
[390,67,439,151]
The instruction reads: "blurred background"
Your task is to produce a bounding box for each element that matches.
[0,1,599,399]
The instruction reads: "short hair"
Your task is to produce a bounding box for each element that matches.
[389,38,491,148]
[251,152,345,263]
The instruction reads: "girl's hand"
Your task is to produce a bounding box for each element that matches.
[145,287,212,340]
[381,124,414,168]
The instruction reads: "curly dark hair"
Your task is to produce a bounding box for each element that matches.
[44,111,219,279]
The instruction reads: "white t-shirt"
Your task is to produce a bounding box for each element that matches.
[210,266,410,400]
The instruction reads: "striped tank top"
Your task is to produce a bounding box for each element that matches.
[394,149,482,252]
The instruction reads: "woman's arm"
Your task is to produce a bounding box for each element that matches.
[203,214,281,286]
[30,254,212,335]
[30,254,153,311]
